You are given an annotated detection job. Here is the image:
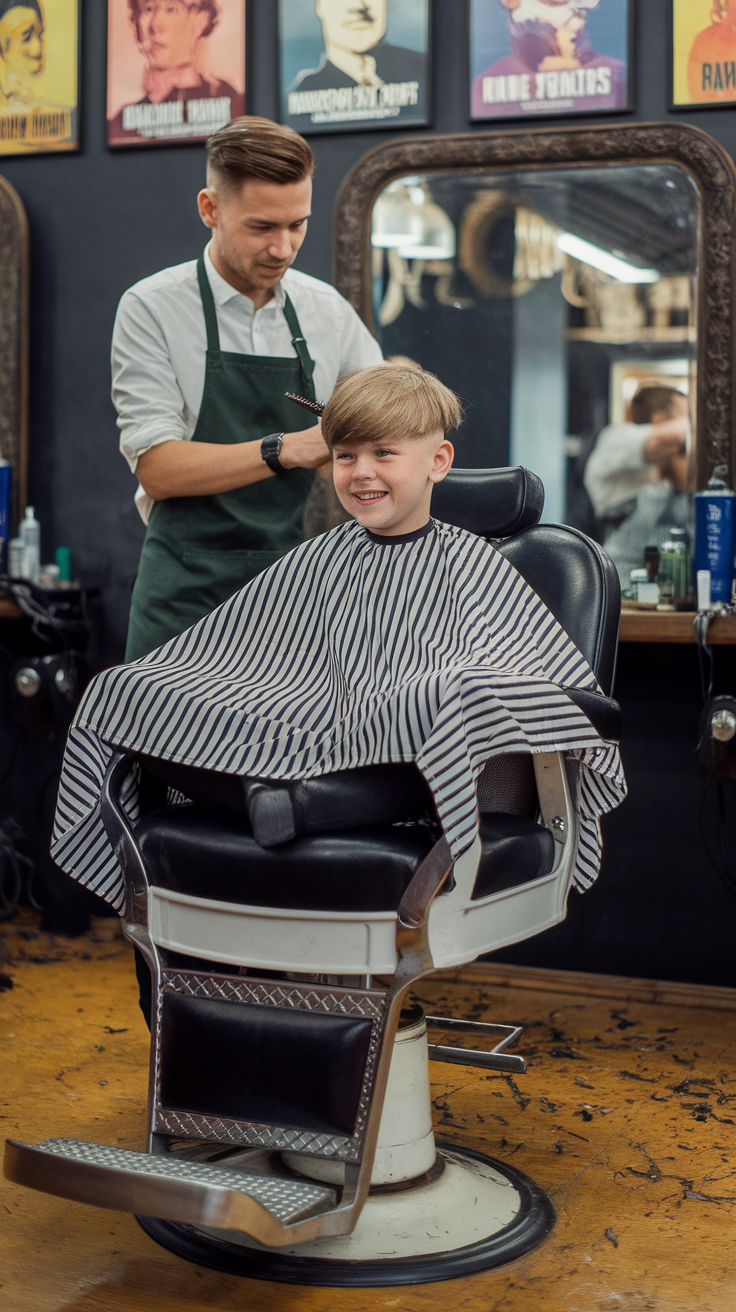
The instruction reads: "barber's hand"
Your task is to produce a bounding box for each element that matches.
[643,415,688,463]
[279,422,331,471]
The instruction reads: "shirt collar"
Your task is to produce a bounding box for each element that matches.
[203,243,286,313]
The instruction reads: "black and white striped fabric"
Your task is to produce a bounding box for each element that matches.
[52,519,626,911]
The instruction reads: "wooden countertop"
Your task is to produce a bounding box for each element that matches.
[619,608,736,643]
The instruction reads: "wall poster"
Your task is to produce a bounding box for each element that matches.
[469,0,631,122]
[0,0,79,155]
[280,0,431,134]
[107,0,245,148]
[672,0,736,108]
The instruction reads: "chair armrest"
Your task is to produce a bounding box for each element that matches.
[563,689,621,743]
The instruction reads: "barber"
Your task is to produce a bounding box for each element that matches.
[113,115,382,661]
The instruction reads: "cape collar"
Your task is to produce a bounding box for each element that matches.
[364,520,435,546]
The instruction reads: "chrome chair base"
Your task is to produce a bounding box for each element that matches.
[137,1143,555,1287]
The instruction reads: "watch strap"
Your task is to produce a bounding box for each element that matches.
[261,432,285,474]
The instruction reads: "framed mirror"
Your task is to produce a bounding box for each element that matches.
[0,173,28,533]
[334,125,736,601]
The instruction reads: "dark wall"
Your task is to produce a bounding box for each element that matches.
[5,0,736,980]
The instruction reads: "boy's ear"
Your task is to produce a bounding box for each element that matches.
[429,439,454,484]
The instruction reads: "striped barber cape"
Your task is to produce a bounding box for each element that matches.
[52,518,626,911]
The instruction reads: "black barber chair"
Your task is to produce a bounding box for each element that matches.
[4,468,621,1287]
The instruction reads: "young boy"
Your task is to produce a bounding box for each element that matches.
[52,364,625,910]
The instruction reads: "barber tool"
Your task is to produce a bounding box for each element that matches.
[695,466,736,604]
[285,391,325,417]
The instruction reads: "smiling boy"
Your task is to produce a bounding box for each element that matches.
[53,361,625,925]
[326,362,456,537]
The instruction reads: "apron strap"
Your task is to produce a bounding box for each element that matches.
[283,292,316,395]
[197,253,221,353]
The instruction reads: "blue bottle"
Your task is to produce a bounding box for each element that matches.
[0,460,11,574]
[695,466,736,605]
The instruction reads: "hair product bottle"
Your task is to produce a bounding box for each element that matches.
[20,506,40,584]
[695,467,735,605]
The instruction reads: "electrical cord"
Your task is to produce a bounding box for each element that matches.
[694,606,736,895]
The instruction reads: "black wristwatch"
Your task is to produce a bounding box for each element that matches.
[261,432,285,473]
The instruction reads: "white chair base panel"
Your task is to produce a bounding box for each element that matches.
[137,1144,554,1286]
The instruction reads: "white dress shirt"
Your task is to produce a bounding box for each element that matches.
[112,244,383,522]
[583,422,653,519]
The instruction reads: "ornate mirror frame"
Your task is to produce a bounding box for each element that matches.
[333,123,736,489]
[0,173,28,529]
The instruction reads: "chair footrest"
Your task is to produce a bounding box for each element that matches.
[4,1138,337,1244]
[426,1018,526,1073]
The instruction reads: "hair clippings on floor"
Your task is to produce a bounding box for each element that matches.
[285,391,325,417]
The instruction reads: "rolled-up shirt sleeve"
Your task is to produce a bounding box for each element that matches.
[335,297,383,379]
[112,290,191,474]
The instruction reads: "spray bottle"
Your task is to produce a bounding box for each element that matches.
[695,467,736,605]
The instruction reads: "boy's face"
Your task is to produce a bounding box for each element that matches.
[332,430,453,536]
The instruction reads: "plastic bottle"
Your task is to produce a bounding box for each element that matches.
[659,527,689,602]
[631,567,659,606]
[0,459,11,574]
[55,545,72,583]
[695,466,736,604]
[20,506,40,583]
[669,527,691,599]
[8,537,23,577]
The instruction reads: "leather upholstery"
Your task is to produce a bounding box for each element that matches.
[432,467,545,538]
[136,800,557,911]
[139,756,433,831]
[497,524,621,695]
[159,991,373,1137]
[472,813,556,901]
[476,753,537,818]
[563,688,621,743]
[136,805,434,911]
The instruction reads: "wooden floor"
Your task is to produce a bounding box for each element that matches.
[2,911,736,1311]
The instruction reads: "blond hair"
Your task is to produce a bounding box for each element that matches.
[322,364,463,450]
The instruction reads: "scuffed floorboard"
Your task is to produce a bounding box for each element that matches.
[1,909,734,1311]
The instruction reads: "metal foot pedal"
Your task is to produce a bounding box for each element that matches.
[426,1017,526,1073]
[4,1138,337,1247]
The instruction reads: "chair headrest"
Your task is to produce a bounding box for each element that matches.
[431,467,545,538]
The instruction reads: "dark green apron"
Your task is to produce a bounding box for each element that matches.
[125,254,317,661]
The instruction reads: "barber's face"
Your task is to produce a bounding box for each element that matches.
[0,6,44,79]
[136,0,208,71]
[198,176,313,295]
[315,0,388,56]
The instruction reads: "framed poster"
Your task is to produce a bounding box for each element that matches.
[469,0,632,122]
[280,0,431,135]
[107,0,245,148]
[672,0,736,108]
[0,0,79,155]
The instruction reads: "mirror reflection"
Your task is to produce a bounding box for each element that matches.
[371,163,699,594]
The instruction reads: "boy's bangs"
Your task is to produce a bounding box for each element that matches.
[323,363,463,450]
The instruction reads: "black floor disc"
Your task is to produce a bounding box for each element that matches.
[137,1143,555,1288]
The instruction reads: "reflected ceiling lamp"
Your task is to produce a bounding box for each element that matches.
[556,233,660,284]
[372,181,456,261]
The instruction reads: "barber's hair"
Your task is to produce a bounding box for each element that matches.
[630,384,686,425]
[322,364,463,450]
[207,116,314,189]
[128,0,219,41]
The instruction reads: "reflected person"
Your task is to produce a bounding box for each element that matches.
[583,385,688,536]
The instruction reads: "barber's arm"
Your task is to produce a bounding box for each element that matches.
[136,425,329,500]
[113,291,331,503]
